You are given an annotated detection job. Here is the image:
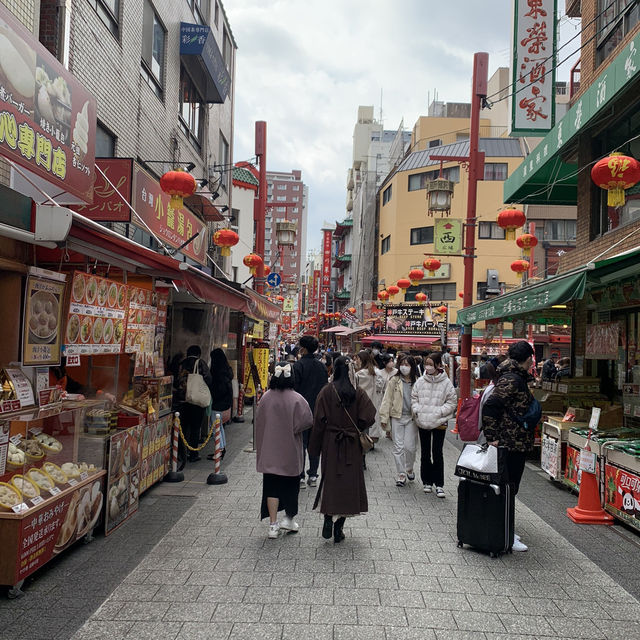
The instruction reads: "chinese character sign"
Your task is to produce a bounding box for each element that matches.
[0,5,96,202]
[322,231,332,292]
[434,219,463,255]
[511,0,557,135]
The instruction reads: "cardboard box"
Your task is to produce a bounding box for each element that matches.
[597,404,624,430]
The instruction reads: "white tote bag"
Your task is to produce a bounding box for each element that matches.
[454,443,506,483]
[185,358,211,408]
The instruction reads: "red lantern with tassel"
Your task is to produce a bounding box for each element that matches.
[497,208,526,241]
[409,268,424,285]
[387,284,400,298]
[591,153,640,208]
[348,307,356,314]
[243,253,263,275]
[377,290,389,302]
[458,292,464,299]
[415,292,427,304]
[436,305,448,315]
[511,259,530,279]
[264,265,271,276]
[159,169,197,209]
[213,228,239,256]
[423,257,441,276]
[516,233,538,257]
[397,278,411,291]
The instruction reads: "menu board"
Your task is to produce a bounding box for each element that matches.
[125,286,157,377]
[139,414,170,494]
[154,289,169,376]
[64,272,127,356]
[22,272,67,366]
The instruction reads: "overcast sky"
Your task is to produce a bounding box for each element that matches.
[225,1,578,256]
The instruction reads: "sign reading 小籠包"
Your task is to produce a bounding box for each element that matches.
[382,304,446,336]
[434,219,463,255]
[0,5,97,202]
[511,0,557,135]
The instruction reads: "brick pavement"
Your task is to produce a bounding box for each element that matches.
[65,430,640,640]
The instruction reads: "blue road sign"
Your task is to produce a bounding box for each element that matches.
[266,272,282,287]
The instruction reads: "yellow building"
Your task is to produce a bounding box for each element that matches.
[377,119,525,325]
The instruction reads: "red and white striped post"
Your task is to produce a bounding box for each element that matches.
[207,412,228,485]
[164,411,184,483]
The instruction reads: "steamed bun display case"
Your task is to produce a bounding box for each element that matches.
[0,402,106,589]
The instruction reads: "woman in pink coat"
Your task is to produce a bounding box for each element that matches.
[255,362,314,539]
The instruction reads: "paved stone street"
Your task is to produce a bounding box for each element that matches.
[4,419,640,640]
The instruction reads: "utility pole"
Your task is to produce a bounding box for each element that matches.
[254,122,267,294]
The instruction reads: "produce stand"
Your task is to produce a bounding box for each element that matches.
[603,441,640,532]
[541,415,583,481]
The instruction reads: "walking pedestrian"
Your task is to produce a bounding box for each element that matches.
[482,341,540,552]
[293,335,329,488]
[379,354,419,486]
[412,351,457,498]
[370,340,386,369]
[206,348,233,460]
[354,350,385,442]
[176,345,213,463]
[255,362,313,539]
[309,356,376,543]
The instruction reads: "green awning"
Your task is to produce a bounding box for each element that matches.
[457,268,588,325]
[504,29,640,206]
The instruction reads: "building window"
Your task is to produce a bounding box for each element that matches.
[292,208,299,213]
[543,220,576,241]
[223,26,233,70]
[292,185,300,191]
[219,133,229,190]
[483,163,508,181]
[381,235,390,254]
[276,196,286,202]
[87,0,119,36]
[382,185,392,205]
[429,139,442,148]
[214,1,219,26]
[277,184,287,190]
[410,226,434,245]
[478,222,506,239]
[186,0,209,24]
[596,0,639,67]
[141,1,165,98]
[95,122,116,157]
[408,166,460,191]
[277,207,286,212]
[179,66,205,149]
[405,283,456,301]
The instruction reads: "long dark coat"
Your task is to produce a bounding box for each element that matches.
[309,384,376,516]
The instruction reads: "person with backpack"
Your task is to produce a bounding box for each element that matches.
[411,351,457,498]
[379,354,418,487]
[482,341,541,552]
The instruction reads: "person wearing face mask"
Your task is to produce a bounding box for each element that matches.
[370,341,385,369]
[379,355,419,486]
[411,351,457,498]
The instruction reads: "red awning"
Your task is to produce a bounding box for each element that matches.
[362,334,440,347]
[243,287,282,323]
[177,265,251,313]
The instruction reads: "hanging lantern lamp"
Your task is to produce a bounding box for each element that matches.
[426,177,454,217]
[516,233,538,257]
[591,152,640,207]
[423,257,441,276]
[436,305,448,315]
[348,306,356,314]
[276,295,285,302]
[409,268,424,285]
[264,265,271,276]
[275,220,297,246]
[510,259,530,279]
[397,278,411,291]
[377,289,390,302]
[458,292,464,299]
[387,284,400,298]
[213,228,239,256]
[243,253,263,275]
[159,169,197,209]
[415,292,428,304]
[497,208,526,241]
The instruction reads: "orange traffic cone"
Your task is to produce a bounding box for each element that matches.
[567,468,614,525]
[451,398,463,435]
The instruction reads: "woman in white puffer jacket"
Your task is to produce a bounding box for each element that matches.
[411,351,457,498]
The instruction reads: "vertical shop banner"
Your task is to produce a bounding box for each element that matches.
[132,164,208,266]
[154,288,169,376]
[511,0,557,135]
[243,347,269,397]
[321,230,332,292]
[64,272,127,356]
[139,414,170,494]
[71,158,132,222]
[124,286,158,377]
[22,270,67,366]
[105,425,141,535]
[0,5,97,202]
[434,219,463,255]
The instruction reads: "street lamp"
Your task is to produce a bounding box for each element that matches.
[275,220,297,246]
[426,177,454,217]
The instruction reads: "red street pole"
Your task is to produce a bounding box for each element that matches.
[254,122,267,294]
[527,221,536,344]
[460,52,488,401]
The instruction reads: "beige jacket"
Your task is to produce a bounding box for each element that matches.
[379,376,411,430]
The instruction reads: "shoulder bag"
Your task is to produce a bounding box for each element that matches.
[185,359,212,408]
[332,385,374,452]
[454,442,507,484]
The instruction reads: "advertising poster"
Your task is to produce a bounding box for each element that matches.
[64,272,127,356]
[541,433,560,479]
[105,425,141,536]
[382,304,446,336]
[605,463,640,530]
[124,286,157,377]
[585,322,620,360]
[0,5,97,202]
[22,271,67,366]
[243,347,269,397]
[140,414,170,494]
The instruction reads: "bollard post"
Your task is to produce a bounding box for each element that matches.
[164,412,184,483]
[207,413,228,485]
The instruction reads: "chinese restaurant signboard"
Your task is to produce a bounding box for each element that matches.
[321,230,332,292]
[434,218,463,255]
[382,304,446,337]
[0,5,97,202]
[71,158,132,222]
[132,164,208,266]
[511,0,557,135]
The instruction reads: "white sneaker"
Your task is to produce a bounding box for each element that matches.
[406,471,415,481]
[514,533,522,541]
[307,476,318,487]
[267,523,279,539]
[396,473,406,487]
[435,487,445,499]
[280,516,299,533]
[512,538,528,552]
[423,484,433,493]
[299,478,307,489]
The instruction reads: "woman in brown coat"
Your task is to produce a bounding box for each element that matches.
[309,356,376,543]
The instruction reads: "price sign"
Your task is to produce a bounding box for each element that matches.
[579,449,597,475]
[10,434,22,445]
[66,354,81,367]
[49,486,61,496]
[80,472,88,481]
[68,478,78,486]
[589,407,601,431]
[12,503,29,513]
[31,495,44,506]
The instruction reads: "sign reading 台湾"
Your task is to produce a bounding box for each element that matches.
[382,304,446,337]
[434,219,463,255]
[511,0,557,135]
[0,5,96,202]
[322,230,332,292]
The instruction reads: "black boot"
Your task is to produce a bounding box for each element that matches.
[334,517,346,544]
[362,454,367,470]
[322,515,333,539]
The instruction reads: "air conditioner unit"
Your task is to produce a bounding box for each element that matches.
[486,269,500,293]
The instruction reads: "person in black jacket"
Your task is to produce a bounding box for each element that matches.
[176,345,213,463]
[293,335,328,488]
[210,348,233,413]
[541,357,556,381]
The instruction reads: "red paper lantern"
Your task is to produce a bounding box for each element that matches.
[415,292,427,304]
[397,278,411,291]
[458,292,464,299]
[516,233,538,257]
[511,259,530,279]
[264,265,271,276]
[276,295,285,302]
[423,257,441,276]
[437,305,448,315]
[243,253,263,275]
[159,169,197,209]
[497,208,526,241]
[348,307,356,314]
[377,289,389,302]
[591,152,640,207]
[409,269,424,285]
[387,284,400,298]
[334,312,341,319]
[213,228,239,256]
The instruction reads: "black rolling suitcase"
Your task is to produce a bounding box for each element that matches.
[456,477,515,557]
